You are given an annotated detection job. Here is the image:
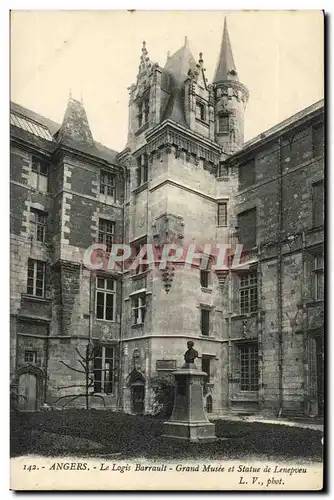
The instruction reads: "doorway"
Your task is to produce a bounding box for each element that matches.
[18,372,38,411]
[131,384,145,415]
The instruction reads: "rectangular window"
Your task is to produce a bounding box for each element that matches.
[312,122,324,158]
[237,208,256,249]
[100,171,115,200]
[239,344,259,391]
[93,344,114,394]
[313,255,324,301]
[218,162,229,178]
[31,158,49,192]
[201,356,211,382]
[138,99,149,128]
[201,309,210,336]
[239,272,258,314]
[27,259,45,297]
[312,180,324,228]
[24,350,37,363]
[200,270,209,288]
[132,237,148,275]
[135,154,148,187]
[98,219,114,253]
[196,101,206,121]
[132,294,146,325]
[95,277,116,321]
[30,209,46,242]
[217,202,227,226]
[218,114,229,134]
[239,159,255,190]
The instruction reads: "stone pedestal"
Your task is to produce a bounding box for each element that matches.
[162,363,216,441]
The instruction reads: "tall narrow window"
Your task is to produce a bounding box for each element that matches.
[95,277,116,321]
[201,309,210,336]
[218,114,229,134]
[30,209,46,242]
[100,171,115,200]
[136,154,148,187]
[239,344,259,391]
[217,202,227,226]
[313,255,324,301]
[98,219,114,252]
[132,294,146,325]
[200,270,209,288]
[201,356,211,382]
[27,259,45,297]
[237,208,256,249]
[93,345,114,394]
[239,272,258,314]
[312,180,324,228]
[239,159,255,190]
[31,158,49,192]
[132,237,148,274]
[137,98,149,128]
[196,101,206,121]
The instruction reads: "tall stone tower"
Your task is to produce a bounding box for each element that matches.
[213,18,249,153]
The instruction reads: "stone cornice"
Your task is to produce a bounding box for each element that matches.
[144,120,222,173]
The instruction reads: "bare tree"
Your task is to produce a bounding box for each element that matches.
[54,342,107,410]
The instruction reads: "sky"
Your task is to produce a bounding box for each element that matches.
[10,10,324,152]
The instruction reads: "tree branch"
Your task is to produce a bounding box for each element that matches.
[59,360,86,374]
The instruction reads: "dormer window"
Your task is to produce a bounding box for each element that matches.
[196,101,206,122]
[137,98,149,129]
[218,114,229,134]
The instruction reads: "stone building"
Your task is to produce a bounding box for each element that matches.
[10,19,324,418]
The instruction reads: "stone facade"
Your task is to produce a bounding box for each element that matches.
[10,21,324,418]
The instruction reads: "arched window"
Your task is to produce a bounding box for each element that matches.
[206,395,213,414]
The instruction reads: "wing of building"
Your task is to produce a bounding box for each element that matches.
[10,19,324,418]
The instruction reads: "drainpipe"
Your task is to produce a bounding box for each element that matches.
[116,161,128,412]
[277,137,284,417]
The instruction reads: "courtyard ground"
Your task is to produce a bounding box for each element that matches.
[10,409,323,462]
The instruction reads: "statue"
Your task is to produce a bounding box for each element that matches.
[184,341,198,365]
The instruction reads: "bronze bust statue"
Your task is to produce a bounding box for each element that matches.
[184,341,198,364]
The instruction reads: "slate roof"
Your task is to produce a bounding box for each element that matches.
[10,101,119,164]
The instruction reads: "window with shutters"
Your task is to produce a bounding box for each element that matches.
[239,343,259,391]
[132,294,146,325]
[237,208,256,249]
[27,259,46,297]
[239,159,255,190]
[98,219,114,253]
[313,255,324,301]
[312,181,324,227]
[217,202,227,226]
[30,208,47,242]
[201,309,210,336]
[95,277,116,321]
[239,272,258,314]
[93,344,115,394]
[100,170,115,201]
[31,157,49,192]
[218,114,229,134]
[136,154,148,187]
[312,122,324,158]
